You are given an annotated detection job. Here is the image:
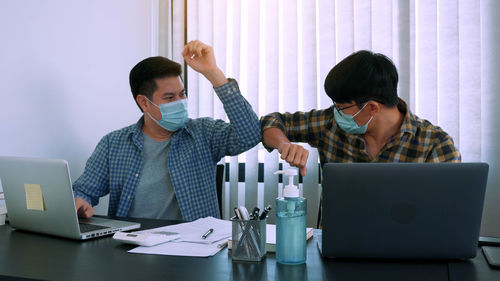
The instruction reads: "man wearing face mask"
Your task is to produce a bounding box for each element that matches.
[261,50,461,176]
[72,40,261,221]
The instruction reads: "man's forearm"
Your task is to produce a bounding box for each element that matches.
[203,67,228,88]
[263,127,290,150]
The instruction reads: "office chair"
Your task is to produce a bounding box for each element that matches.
[215,164,225,218]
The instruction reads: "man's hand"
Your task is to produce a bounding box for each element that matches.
[75,197,94,219]
[262,127,310,176]
[182,40,228,87]
[278,142,309,177]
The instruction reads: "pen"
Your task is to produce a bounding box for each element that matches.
[250,207,260,220]
[202,228,214,239]
[259,204,272,220]
[237,206,250,220]
[234,207,243,220]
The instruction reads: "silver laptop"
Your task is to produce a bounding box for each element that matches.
[318,162,489,259]
[0,156,140,240]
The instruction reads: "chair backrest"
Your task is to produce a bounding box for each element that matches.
[218,150,321,228]
[215,164,225,218]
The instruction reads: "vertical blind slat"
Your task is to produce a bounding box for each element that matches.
[371,0,393,55]
[458,0,481,161]
[415,0,438,121]
[437,0,459,150]
[335,0,355,61]
[242,1,260,211]
[353,0,371,51]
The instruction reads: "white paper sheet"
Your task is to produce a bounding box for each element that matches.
[128,217,232,257]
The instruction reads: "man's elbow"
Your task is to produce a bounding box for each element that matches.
[244,125,262,149]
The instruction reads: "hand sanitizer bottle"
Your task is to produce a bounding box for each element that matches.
[274,169,307,264]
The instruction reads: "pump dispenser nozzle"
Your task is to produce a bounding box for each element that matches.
[274,169,299,197]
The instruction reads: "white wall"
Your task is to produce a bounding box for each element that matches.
[0,0,156,214]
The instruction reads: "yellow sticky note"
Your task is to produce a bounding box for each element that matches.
[24,184,45,211]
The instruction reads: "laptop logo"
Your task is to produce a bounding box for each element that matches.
[390,203,417,224]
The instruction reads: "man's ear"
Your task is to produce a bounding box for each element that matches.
[368,101,381,115]
[136,95,149,112]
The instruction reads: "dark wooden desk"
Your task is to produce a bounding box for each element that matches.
[0,218,499,281]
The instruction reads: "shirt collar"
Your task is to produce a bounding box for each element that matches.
[397,98,418,136]
[131,116,145,150]
[131,116,195,149]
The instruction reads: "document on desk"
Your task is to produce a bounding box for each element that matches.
[128,217,231,257]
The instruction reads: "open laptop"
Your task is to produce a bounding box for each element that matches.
[318,162,489,259]
[0,156,140,240]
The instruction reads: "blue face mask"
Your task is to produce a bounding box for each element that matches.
[146,98,188,132]
[333,102,373,134]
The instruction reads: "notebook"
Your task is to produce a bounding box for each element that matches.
[0,156,140,240]
[318,162,489,259]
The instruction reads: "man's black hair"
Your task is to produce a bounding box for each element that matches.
[324,50,399,107]
[129,56,182,111]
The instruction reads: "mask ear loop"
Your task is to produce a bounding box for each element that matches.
[142,96,161,123]
[364,115,374,127]
[352,102,369,118]
[353,102,375,129]
[146,111,160,123]
[144,96,160,108]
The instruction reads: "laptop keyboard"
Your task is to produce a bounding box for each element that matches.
[79,223,109,233]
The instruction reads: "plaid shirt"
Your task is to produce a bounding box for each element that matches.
[261,99,461,164]
[73,80,261,221]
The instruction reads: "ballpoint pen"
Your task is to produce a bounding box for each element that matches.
[250,207,260,220]
[234,207,243,220]
[237,206,250,220]
[202,228,214,239]
[259,204,272,220]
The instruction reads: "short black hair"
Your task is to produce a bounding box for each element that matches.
[129,56,182,111]
[324,50,399,107]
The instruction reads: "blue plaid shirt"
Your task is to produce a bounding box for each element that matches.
[73,80,261,221]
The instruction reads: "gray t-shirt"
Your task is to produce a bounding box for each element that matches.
[128,134,183,220]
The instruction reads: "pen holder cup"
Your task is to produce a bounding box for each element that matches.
[231,218,267,262]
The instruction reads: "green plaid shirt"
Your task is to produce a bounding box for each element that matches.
[261,99,461,164]
[261,99,460,227]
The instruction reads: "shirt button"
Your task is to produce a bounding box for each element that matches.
[135,173,139,177]
[128,196,131,200]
